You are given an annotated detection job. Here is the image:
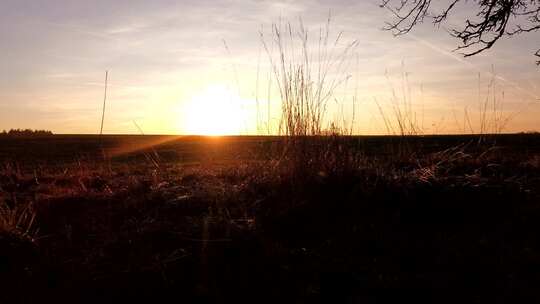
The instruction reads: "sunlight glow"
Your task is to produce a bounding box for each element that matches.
[181,85,251,136]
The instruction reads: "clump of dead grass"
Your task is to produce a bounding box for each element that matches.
[259,17,361,179]
[0,200,37,241]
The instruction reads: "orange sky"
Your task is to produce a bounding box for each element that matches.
[1,0,539,135]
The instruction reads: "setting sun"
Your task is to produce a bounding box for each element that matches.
[180,85,253,136]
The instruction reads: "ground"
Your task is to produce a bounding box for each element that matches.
[1,134,540,303]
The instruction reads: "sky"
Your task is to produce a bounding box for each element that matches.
[0,0,539,135]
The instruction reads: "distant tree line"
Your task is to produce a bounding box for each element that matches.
[0,129,54,137]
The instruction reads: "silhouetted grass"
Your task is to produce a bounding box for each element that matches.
[1,135,540,303]
[258,18,363,183]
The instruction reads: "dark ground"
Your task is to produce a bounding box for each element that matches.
[1,134,540,303]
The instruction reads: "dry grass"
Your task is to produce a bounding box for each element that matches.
[260,17,358,137]
[0,134,540,302]
[375,68,423,136]
[0,200,36,240]
[259,17,362,178]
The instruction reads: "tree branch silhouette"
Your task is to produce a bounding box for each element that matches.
[380,0,540,65]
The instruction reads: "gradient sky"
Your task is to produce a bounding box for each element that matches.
[1,0,539,135]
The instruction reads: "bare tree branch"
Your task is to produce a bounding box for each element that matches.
[381,0,540,65]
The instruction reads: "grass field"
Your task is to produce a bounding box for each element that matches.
[1,134,540,303]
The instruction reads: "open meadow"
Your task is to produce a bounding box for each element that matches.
[2,134,540,303]
[2,1,540,302]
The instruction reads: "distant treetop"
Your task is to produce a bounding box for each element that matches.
[1,129,54,137]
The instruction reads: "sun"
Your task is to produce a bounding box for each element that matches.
[180,85,251,136]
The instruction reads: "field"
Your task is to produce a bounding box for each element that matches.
[2,134,540,303]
